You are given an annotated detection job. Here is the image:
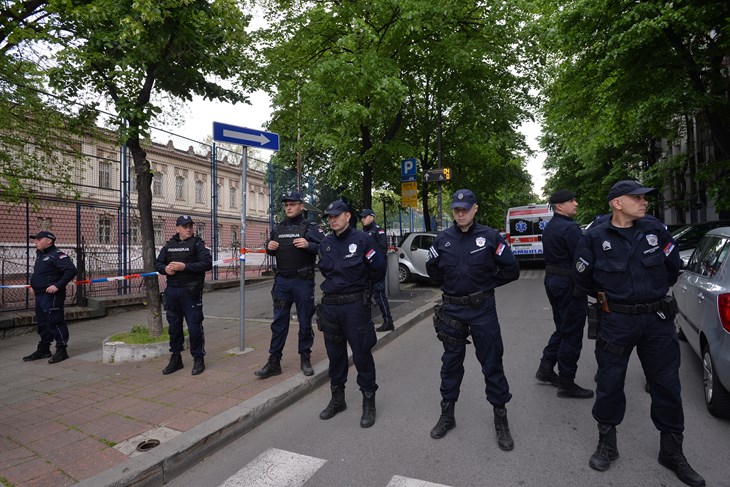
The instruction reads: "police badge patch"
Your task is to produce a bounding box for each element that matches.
[348,243,357,254]
[476,237,485,247]
[646,234,658,246]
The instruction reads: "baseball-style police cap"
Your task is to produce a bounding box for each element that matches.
[30,230,56,240]
[176,215,195,226]
[549,189,576,204]
[324,200,350,216]
[359,209,375,218]
[281,191,303,202]
[450,189,477,210]
[606,180,656,202]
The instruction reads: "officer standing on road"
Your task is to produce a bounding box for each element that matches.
[535,189,593,399]
[426,189,520,451]
[573,180,704,486]
[23,231,77,364]
[359,208,394,332]
[316,200,386,428]
[155,215,212,376]
[255,191,324,378]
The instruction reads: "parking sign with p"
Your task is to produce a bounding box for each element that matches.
[401,158,417,182]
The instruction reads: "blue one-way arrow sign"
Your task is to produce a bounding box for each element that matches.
[213,122,280,151]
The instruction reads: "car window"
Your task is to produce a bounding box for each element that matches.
[696,237,730,279]
[411,235,435,250]
[686,238,711,274]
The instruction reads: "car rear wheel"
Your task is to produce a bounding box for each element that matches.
[398,264,411,283]
[702,342,730,419]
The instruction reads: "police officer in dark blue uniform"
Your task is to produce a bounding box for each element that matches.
[535,189,593,398]
[255,191,324,378]
[426,189,520,451]
[155,215,213,376]
[317,200,386,428]
[359,208,394,332]
[24,230,77,364]
[574,180,704,486]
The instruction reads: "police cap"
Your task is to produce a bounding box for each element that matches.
[281,191,304,202]
[30,230,56,241]
[606,180,656,202]
[358,208,375,218]
[450,189,477,210]
[549,189,576,205]
[324,200,350,216]
[176,215,195,226]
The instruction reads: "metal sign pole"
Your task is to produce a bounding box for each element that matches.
[239,148,248,351]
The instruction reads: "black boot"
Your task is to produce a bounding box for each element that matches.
[557,376,594,399]
[254,355,282,378]
[23,342,52,362]
[430,401,456,439]
[191,357,205,376]
[162,352,184,375]
[535,359,559,387]
[589,423,619,471]
[300,352,314,376]
[48,346,69,364]
[493,407,514,451]
[360,391,376,428]
[319,384,347,420]
[376,321,394,332]
[658,432,705,487]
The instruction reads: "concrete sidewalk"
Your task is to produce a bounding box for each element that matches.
[0,281,439,486]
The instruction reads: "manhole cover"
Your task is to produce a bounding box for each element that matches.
[136,439,161,452]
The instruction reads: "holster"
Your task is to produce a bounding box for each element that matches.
[296,266,315,280]
[433,304,471,345]
[660,295,679,320]
[587,302,600,340]
[315,304,345,343]
[186,281,203,300]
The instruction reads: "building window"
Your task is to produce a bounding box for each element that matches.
[195,180,204,204]
[153,221,164,245]
[99,161,112,189]
[230,186,237,208]
[153,172,163,196]
[97,216,113,244]
[175,175,186,201]
[37,217,52,231]
[196,223,206,240]
[130,219,140,245]
[231,225,239,247]
[216,183,222,208]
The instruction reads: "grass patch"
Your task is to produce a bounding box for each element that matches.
[1,477,15,487]
[108,325,187,344]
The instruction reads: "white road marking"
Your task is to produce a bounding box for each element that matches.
[219,448,326,487]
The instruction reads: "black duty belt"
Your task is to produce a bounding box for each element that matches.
[322,292,364,305]
[544,264,573,277]
[610,300,663,314]
[442,289,494,305]
[276,266,315,279]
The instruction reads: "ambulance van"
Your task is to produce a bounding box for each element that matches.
[505,204,553,261]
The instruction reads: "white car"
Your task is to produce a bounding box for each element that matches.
[396,232,437,283]
[673,227,730,418]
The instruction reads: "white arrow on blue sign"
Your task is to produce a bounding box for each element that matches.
[213,122,280,151]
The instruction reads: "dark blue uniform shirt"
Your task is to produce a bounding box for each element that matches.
[318,227,386,294]
[30,244,77,293]
[426,222,519,295]
[573,216,680,303]
[543,213,582,269]
[362,221,388,256]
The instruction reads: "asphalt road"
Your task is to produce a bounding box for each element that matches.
[169,268,730,487]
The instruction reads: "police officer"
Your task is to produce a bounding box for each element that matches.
[426,189,520,451]
[359,208,394,332]
[535,189,593,398]
[317,200,386,428]
[23,230,77,364]
[255,191,324,378]
[155,215,212,376]
[574,180,704,486]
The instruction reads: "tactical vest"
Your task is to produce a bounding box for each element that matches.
[274,220,315,271]
[164,236,204,287]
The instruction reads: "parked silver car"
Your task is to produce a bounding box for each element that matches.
[673,227,730,418]
[396,232,436,283]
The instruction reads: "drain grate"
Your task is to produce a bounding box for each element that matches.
[113,426,182,457]
[136,439,161,452]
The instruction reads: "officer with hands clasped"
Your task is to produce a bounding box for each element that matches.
[316,200,386,428]
[359,208,394,332]
[535,189,593,399]
[255,191,324,378]
[426,189,520,451]
[155,215,213,376]
[573,180,704,486]
[24,230,77,364]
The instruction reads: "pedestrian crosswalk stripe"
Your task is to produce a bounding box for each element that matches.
[219,448,326,487]
[387,475,452,487]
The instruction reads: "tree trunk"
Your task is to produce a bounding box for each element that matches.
[127,136,164,337]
